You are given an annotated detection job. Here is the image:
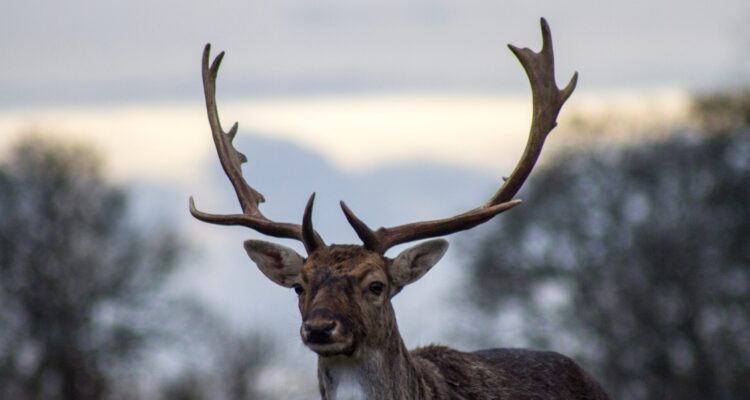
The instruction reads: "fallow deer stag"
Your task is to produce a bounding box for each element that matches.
[190,18,610,400]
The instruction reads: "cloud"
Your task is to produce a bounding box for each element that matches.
[1,0,747,105]
[0,89,688,186]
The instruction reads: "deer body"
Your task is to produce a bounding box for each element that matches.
[318,345,610,400]
[318,327,611,400]
[190,18,611,399]
[254,244,609,400]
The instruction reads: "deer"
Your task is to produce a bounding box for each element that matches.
[189,18,610,400]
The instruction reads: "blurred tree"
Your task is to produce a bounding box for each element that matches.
[157,331,273,400]
[465,131,750,399]
[692,88,750,134]
[157,302,274,400]
[0,137,181,400]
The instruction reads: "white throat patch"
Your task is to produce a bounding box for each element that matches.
[328,364,367,400]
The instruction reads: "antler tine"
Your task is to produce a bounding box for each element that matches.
[341,18,576,254]
[189,44,325,251]
[341,200,522,254]
[489,18,578,205]
[200,44,264,214]
[302,193,324,253]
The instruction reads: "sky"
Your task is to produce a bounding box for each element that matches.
[2,1,748,396]
[1,1,742,172]
[3,0,743,173]
[1,1,748,106]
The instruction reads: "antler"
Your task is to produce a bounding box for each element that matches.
[189,44,325,254]
[341,18,577,254]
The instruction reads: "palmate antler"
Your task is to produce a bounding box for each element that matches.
[189,44,325,254]
[190,18,576,256]
[341,18,577,254]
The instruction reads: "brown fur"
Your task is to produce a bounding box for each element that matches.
[294,245,610,400]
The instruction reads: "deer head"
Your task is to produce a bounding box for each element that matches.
[190,18,576,359]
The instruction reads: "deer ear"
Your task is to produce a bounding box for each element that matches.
[244,240,304,288]
[389,239,449,289]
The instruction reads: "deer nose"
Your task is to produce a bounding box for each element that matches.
[303,320,337,343]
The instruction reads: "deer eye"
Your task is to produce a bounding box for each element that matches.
[292,284,304,296]
[369,281,385,296]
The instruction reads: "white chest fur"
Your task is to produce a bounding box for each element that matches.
[327,364,367,400]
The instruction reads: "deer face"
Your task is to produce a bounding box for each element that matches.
[244,239,448,357]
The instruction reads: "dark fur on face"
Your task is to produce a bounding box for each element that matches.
[298,245,396,357]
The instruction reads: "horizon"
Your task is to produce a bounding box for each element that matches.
[0,87,689,185]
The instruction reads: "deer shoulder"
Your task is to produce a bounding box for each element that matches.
[412,346,610,400]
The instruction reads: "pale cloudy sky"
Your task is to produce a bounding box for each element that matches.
[0,90,688,181]
[1,1,748,106]
[1,1,742,173]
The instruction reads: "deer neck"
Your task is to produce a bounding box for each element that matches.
[317,320,426,400]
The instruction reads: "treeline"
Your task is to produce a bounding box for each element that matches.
[0,138,272,400]
[464,90,750,399]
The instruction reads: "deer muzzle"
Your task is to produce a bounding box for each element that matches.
[301,313,354,356]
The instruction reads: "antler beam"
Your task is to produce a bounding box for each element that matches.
[341,18,577,254]
[189,44,325,254]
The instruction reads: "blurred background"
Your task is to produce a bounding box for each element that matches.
[1,1,749,399]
